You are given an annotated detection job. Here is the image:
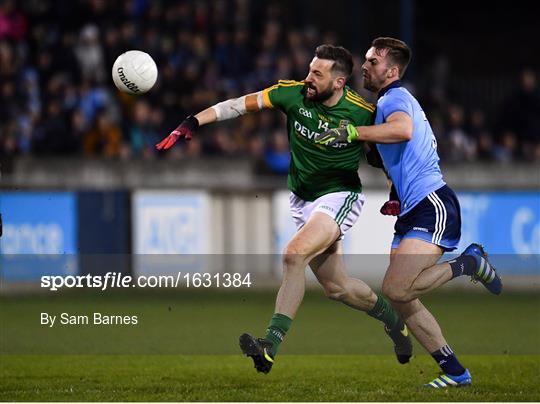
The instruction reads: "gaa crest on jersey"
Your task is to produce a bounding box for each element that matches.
[298,108,313,118]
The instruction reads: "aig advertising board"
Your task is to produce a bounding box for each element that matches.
[0,192,78,282]
[131,190,212,276]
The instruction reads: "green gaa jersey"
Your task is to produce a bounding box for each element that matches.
[262,80,375,201]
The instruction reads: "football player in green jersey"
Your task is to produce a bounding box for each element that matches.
[156,45,412,373]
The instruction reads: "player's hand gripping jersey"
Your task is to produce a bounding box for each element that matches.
[263,80,375,201]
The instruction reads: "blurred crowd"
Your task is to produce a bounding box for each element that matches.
[1,0,539,174]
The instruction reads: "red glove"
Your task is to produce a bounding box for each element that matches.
[156,115,199,150]
[380,200,400,216]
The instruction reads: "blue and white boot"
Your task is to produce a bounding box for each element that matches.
[462,243,502,295]
[425,369,472,388]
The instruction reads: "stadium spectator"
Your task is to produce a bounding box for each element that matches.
[496,68,540,162]
[0,0,27,41]
[494,131,519,163]
[0,40,18,82]
[32,100,70,155]
[204,127,239,156]
[0,0,537,166]
[128,100,159,158]
[444,105,476,162]
[467,109,495,161]
[264,130,290,175]
[83,109,121,157]
[75,24,106,84]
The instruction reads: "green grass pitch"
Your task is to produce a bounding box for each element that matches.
[1,289,539,401]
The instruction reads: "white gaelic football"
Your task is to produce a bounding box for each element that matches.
[112,50,157,94]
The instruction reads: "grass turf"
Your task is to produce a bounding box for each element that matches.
[1,355,539,401]
[1,289,539,401]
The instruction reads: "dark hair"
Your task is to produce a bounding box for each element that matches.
[371,37,411,78]
[314,44,354,80]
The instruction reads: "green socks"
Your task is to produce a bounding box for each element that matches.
[264,296,397,357]
[367,293,400,330]
[265,313,293,356]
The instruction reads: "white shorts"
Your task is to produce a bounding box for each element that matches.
[289,191,365,237]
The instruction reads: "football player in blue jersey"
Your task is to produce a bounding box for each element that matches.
[315,37,502,388]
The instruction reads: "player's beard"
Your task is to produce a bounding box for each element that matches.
[305,83,334,103]
[363,73,384,92]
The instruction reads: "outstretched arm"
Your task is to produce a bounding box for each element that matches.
[355,111,412,143]
[194,92,267,125]
[156,91,269,150]
[315,111,412,147]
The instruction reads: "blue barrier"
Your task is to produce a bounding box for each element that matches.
[0,192,78,281]
[458,192,540,254]
[457,192,540,275]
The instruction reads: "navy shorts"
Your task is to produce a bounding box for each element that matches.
[391,185,461,251]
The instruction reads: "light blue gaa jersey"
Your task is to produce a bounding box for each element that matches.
[375,80,446,216]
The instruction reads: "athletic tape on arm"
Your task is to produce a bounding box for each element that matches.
[211,92,265,121]
[211,96,247,121]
